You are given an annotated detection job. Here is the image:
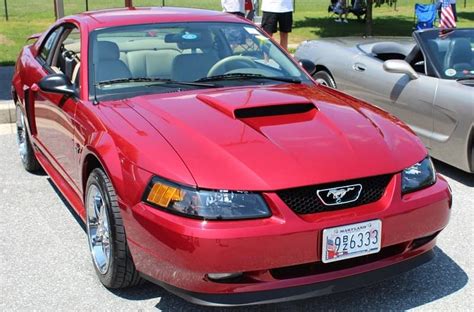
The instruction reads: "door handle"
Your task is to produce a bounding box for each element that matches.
[353,63,367,72]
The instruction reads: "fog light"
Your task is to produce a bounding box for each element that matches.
[207,272,242,281]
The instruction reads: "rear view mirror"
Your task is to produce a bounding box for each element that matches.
[38,73,76,96]
[383,60,419,80]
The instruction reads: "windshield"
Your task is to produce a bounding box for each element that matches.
[417,28,474,80]
[88,22,311,99]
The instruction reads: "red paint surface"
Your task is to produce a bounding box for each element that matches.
[12,7,451,296]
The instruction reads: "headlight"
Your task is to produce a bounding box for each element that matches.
[143,177,271,220]
[401,157,436,194]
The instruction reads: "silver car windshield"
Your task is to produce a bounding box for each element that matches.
[418,28,474,80]
[88,22,311,97]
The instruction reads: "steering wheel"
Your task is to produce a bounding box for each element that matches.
[207,55,257,77]
[62,50,80,62]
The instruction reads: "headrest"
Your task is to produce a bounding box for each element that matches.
[165,30,213,50]
[97,41,120,60]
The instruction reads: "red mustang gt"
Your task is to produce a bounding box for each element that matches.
[12,7,451,306]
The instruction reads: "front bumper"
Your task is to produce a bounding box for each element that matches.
[143,249,435,306]
[123,173,451,305]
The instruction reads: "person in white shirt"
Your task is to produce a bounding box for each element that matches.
[221,0,245,17]
[261,0,293,51]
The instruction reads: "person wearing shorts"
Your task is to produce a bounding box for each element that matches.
[221,0,245,17]
[261,0,293,51]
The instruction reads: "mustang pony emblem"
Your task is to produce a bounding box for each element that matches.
[316,184,363,206]
[327,187,355,203]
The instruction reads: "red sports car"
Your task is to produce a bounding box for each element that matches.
[12,7,451,306]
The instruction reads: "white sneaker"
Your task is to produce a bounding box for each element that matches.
[335,18,342,23]
[343,19,348,23]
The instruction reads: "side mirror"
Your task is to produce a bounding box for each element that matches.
[299,59,316,76]
[38,73,76,96]
[383,60,419,80]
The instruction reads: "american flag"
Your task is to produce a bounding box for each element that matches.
[439,0,457,29]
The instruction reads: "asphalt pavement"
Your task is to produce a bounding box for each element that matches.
[0,131,473,311]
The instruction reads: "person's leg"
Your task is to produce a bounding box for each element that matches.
[278,12,293,51]
[280,32,289,51]
[246,9,255,21]
[261,11,278,37]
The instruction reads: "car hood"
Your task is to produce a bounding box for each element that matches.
[124,84,426,191]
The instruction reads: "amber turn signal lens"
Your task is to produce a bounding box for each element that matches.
[146,182,184,208]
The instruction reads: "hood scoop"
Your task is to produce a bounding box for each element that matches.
[234,103,315,118]
[197,88,316,119]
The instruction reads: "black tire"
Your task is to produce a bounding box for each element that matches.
[313,70,337,88]
[16,105,41,172]
[85,168,142,288]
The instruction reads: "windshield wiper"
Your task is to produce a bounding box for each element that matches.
[195,73,301,84]
[96,77,219,88]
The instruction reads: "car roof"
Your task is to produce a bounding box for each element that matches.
[65,7,249,30]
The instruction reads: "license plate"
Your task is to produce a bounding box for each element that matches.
[322,220,382,263]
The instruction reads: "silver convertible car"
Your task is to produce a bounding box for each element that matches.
[295,28,474,173]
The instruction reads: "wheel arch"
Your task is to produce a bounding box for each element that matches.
[80,133,125,202]
[468,126,474,173]
[314,65,335,80]
[313,65,338,89]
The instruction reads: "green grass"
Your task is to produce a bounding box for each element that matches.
[1,0,473,65]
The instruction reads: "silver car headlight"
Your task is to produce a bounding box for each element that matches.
[143,177,271,220]
[401,157,436,194]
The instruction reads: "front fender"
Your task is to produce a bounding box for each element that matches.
[81,132,125,201]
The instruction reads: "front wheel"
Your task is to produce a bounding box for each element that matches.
[313,71,337,88]
[85,168,142,288]
[16,105,41,172]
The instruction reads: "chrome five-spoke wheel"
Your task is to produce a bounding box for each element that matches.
[85,168,141,288]
[86,184,111,274]
[15,105,41,172]
[16,106,27,162]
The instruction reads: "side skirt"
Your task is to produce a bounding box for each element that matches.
[34,147,86,220]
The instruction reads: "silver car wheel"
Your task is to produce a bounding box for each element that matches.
[16,107,27,162]
[315,78,329,86]
[86,185,111,275]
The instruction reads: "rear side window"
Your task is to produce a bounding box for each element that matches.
[39,28,62,62]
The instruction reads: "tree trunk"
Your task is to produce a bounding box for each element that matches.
[366,0,373,37]
[4,0,8,21]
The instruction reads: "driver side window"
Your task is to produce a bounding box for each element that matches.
[222,27,262,57]
[50,27,81,87]
[38,27,62,63]
[220,26,286,73]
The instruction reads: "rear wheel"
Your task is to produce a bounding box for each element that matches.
[313,70,337,88]
[16,105,41,172]
[85,168,142,288]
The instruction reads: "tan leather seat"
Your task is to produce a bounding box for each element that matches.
[171,53,219,81]
[171,31,219,81]
[95,41,132,82]
[126,49,180,79]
